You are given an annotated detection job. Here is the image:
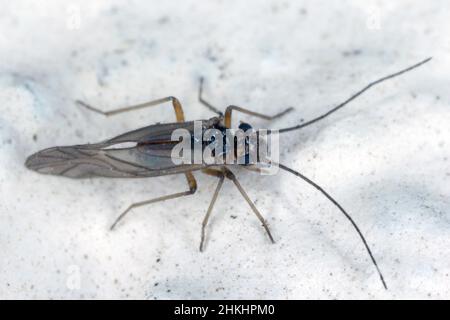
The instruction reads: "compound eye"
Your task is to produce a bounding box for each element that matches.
[238,122,252,132]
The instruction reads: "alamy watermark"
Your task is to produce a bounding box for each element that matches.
[66,264,81,290]
[170,121,279,175]
[66,4,81,30]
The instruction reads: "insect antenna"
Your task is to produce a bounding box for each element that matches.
[276,162,388,289]
[278,57,432,134]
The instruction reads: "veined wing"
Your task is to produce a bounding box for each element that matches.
[25,121,207,178]
[105,121,195,145]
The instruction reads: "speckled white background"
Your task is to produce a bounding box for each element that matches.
[1,0,449,299]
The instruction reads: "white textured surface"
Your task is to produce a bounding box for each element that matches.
[1,0,449,299]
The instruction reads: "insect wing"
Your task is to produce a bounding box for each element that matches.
[25,121,204,178]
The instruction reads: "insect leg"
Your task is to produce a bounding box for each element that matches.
[224,105,293,128]
[110,172,197,230]
[198,77,222,115]
[76,96,186,122]
[199,168,226,251]
[223,168,275,243]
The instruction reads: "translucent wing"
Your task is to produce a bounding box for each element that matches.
[25,121,207,178]
[105,121,195,145]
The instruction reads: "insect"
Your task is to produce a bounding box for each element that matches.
[25,57,431,289]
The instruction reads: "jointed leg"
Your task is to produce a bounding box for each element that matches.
[200,169,225,251]
[224,168,275,243]
[198,77,222,115]
[224,105,293,128]
[200,168,275,249]
[77,96,186,122]
[110,172,197,230]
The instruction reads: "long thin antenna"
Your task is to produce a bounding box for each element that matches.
[276,162,387,289]
[279,57,432,134]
